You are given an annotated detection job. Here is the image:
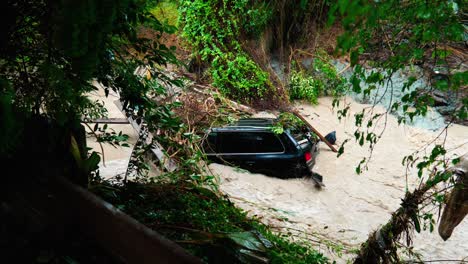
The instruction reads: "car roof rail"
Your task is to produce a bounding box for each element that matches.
[213,126,271,131]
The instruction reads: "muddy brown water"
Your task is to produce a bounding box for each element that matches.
[210,97,468,262]
[90,90,467,262]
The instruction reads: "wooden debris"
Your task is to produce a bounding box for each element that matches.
[114,100,178,172]
[85,118,130,124]
[189,84,256,114]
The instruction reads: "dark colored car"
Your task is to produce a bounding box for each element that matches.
[202,118,320,181]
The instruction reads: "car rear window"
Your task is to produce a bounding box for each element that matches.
[218,132,256,153]
[255,133,284,153]
[288,127,309,143]
[218,132,284,153]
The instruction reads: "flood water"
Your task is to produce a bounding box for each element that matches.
[209,97,468,262]
[89,83,468,262]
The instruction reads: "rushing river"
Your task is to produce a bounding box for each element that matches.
[90,82,468,262]
[209,97,468,262]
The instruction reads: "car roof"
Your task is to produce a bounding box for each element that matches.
[211,118,276,132]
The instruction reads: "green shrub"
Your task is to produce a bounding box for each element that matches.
[93,181,329,264]
[212,53,271,102]
[289,54,347,104]
[313,56,347,97]
[149,0,179,26]
[179,0,274,102]
[289,70,321,104]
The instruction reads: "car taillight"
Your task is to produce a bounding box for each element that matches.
[304,152,312,161]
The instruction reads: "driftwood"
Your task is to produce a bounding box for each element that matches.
[438,157,468,240]
[114,100,178,172]
[291,110,338,153]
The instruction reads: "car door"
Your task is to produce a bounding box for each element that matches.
[215,131,258,170]
[247,132,292,177]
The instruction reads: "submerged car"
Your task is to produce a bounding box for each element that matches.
[202,118,322,182]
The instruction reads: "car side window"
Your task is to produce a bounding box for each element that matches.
[254,132,284,153]
[218,132,256,153]
[218,132,284,154]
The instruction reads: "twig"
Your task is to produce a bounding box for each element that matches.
[404,260,468,263]
[84,122,106,166]
[338,64,351,75]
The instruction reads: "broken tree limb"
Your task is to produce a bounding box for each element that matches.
[354,186,429,264]
[291,110,338,153]
[114,100,178,172]
[85,118,130,124]
[188,84,256,114]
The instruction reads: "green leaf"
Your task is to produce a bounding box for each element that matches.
[411,213,421,233]
[227,231,268,252]
[83,151,101,173]
[350,50,359,66]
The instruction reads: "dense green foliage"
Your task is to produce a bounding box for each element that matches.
[150,0,179,26]
[179,0,274,102]
[0,0,182,168]
[212,54,271,101]
[289,70,321,104]
[270,112,307,134]
[93,181,329,263]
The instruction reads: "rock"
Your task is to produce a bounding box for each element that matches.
[415,88,449,107]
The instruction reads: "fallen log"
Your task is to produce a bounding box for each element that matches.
[189,84,256,114]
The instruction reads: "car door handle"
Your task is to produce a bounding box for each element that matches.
[245,161,255,166]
